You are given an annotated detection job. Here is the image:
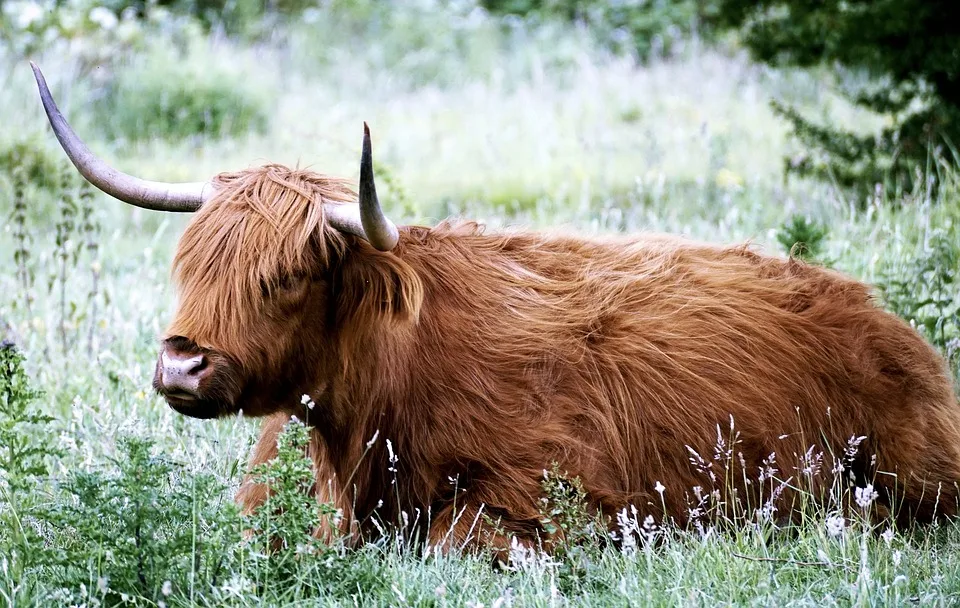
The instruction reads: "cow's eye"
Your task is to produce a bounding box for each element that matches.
[260,274,306,298]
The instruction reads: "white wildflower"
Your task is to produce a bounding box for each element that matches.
[881,528,894,546]
[300,394,310,405]
[220,574,252,597]
[844,435,867,459]
[756,500,776,523]
[826,515,846,538]
[892,550,902,567]
[97,577,108,594]
[508,536,532,567]
[616,507,637,553]
[366,429,380,448]
[386,438,398,479]
[654,481,665,495]
[435,584,447,598]
[640,514,658,543]
[759,452,778,482]
[855,484,878,509]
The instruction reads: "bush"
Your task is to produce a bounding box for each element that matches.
[482,0,720,61]
[29,435,241,605]
[0,136,67,192]
[0,343,60,602]
[97,40,270,142]
[713,0,960,200]
[878,229,960,379]
[775,214,829,263]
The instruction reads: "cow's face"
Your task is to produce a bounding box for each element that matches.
[150,167,349,420]
[153,269,330,419]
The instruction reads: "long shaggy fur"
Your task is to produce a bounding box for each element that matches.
[162,165,960,552]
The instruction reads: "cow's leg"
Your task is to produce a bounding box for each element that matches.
[235,412,290,516]
[236,413,352,542]
[427,500,546,563]
[869,417,960,527]
[426,472,556,563]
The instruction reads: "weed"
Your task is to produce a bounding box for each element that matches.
[776,213,830,263]
[879,229,960,378]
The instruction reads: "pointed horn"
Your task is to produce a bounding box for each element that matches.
[30,62,211,212]
[359,123,400,250]
[325,123,399,251]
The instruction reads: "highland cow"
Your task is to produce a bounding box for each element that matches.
[32,63,960,555]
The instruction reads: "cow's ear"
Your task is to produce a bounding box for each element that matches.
[333,247,424,328]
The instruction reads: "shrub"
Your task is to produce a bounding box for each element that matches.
[98,41,270,142]
[713,0,960,200]
[878,229,960,379]
[481,0,720,61]
[0,343,60,602]
[0,136,66,192]
[29,434,241,605]
[775,214,829,263]
[0,342,56,499]
[243,417,342,585]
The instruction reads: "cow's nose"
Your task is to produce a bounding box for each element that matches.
[160,350,209,396]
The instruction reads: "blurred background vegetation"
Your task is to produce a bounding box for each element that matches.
[4,0,959,198]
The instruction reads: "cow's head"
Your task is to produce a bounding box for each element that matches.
[31,63,415,419]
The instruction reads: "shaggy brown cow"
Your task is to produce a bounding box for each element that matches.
[32,64,960,554]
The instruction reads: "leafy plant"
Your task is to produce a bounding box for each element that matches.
[776,214,829,263]
[0,342,56,499]
[98,41,270,141]
[878,230,960,378]
[0,342,60,600]
[243,417,342,587]
[0,137,65,192]
[30,434,240,605]
[713,0,960,199]
[482,0,720,61]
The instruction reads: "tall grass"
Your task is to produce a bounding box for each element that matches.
[1,2,958,605]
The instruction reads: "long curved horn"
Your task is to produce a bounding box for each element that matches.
[30,62,212,212]
[327,123,399,252]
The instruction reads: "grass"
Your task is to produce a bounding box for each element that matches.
[1,3,959,605]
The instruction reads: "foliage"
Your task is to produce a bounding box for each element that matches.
[0,137,65,193]
[0,342,60,603]
[98,41,270,142]
[28,434,241,605]
[713,0,960,199]
[776,213,829,263]
[0,0,150,67]
[482,0,720,61]
[878,229,960,379]
[0,342,56,498]
[242,417,344,590]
